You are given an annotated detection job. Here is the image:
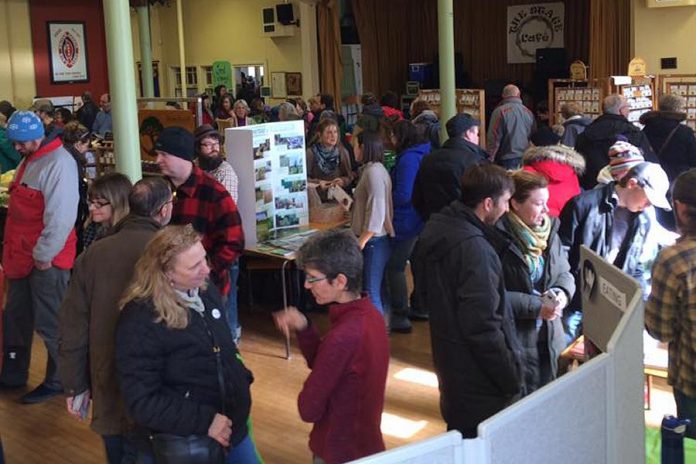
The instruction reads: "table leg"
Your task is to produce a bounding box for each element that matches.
[281,259,291,360]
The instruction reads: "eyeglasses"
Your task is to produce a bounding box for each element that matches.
[305,275,328,284]
[88,199,110,209]
[200,141,220,149]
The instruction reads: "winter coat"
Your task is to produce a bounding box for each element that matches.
[391,142,431,241]
[76,101,99,133]
[412,137,488,221]
[0,126,20,173]
[58,215,161,435]
[640,110,696,182]
[561,116,592,148]
[487,96,535,162]
[115,285,253,448]
[413,110,441,149]
[413,201,523,437]
[497,216,575,392]
[522,145,585,217]
[558,182,656,308]
[575,113,657,190]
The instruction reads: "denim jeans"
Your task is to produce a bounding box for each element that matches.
[385,236,418,319]
[137,434,260,464]
[227,260,241,343]
[673,389,696,439]
[362,235,391,315]
[102,434,138,464]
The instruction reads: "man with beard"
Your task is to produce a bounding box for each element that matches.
[193,124,241,342]
[413,163,523,437]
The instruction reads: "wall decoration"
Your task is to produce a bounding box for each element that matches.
[271,72,287,98]
[47,21,89,83]
[285,72,302,96]
[506,3,564,64]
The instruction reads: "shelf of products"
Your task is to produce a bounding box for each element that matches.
[548,79,605,126]
[659,74,696,133]
[608,76,656,128]
[417,88,486,147]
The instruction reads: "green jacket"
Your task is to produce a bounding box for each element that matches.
[0,127,21,173]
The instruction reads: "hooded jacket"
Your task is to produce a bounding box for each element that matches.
[413,201,523,437]
[561,115,592,148]
[487,96,535,162]
[412,137,488,221]
[522,145,585,217]
[575,113,656,190]
[413,110,441,149]
[391,141,431,241]
[640,110,696,182]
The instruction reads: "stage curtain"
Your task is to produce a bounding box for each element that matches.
[588,0,631,80]
[317,0,344,105]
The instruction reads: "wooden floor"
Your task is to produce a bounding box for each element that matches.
[0,306,446,464]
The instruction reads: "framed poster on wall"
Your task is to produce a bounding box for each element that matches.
[47,21,89,83]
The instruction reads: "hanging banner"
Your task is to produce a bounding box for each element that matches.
[47,22,89,83]
[507,3,564,64]
[212,61,233,89]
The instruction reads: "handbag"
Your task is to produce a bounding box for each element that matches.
[151,313,228,464]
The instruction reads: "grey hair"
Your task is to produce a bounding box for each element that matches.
[234,99,250,112]
[502,84,520,98]
[129,176,172,218]
[278,102,298,120]
[658,94,686,113]
[603,94,626,115]
[297,229,363,293]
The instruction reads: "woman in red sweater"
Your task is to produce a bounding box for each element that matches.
[274,229,390,464]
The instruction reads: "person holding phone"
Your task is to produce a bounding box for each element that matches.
[497,171,575,393]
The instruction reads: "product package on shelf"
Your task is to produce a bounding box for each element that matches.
[417,88,486,147]
[619,84,653,125]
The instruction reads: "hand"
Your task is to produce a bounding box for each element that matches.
[34,260,51,271]
[273,306,309,337]
[208,413,233,447]
[331,178,345,188]
[539,302,558,321]
[66,389,91,420]
[318,181,331,190]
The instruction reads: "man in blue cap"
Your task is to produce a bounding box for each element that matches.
[0,111,79,404]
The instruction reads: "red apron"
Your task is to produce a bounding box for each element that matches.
[2,139,76,279]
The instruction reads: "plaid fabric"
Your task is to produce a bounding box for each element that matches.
[208,160,239,203]
[171,165,244,296]
[645,237,696,397]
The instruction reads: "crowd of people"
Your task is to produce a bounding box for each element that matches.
[0,79,695,463]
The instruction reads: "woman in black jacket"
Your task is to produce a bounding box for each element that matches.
[115,225,259,463]
[498,171,575,394]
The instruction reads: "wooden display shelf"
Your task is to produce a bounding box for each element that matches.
[658,74,696,133]
[417,88,486,148]
[548,78,607,126]
[608,76,656,128]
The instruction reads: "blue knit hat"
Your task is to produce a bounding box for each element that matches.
[7,111,45,142]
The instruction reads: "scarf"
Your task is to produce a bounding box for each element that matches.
[311,143,340,176]
[506,212,552,284]
[174,288,206,314]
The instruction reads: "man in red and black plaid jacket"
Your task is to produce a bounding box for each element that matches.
[154,126,244,296]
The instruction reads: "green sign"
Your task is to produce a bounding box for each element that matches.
[212,61,232,89]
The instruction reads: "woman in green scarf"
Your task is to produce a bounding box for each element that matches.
[498,171,575,393]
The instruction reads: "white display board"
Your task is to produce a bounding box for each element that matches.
[225,121,309,247]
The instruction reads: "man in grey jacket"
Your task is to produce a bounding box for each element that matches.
[0,111,79,404]
[487,84,535,170]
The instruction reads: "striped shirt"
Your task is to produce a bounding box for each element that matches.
[171,165,244,295]
[645,236,696,397]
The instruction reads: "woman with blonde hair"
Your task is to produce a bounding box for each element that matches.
[83,172,132,249]
[231,99,255,127]
[115,224,259,463]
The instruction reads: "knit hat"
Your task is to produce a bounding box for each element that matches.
[607,141,644,181]
[672,168,696,207]
[194,124,220,143]
[154,126,195,161]
[7,111,45,142]
[445,113,479,138]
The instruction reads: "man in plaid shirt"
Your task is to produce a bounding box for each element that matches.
[645,168,696,438]
[154,126,244,296]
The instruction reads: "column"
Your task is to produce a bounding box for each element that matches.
[136,4,154,98]
[176,0,186,97]
[103,0,142,181]
[438,0,456,144]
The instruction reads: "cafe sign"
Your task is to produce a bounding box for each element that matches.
[507,3,564,64]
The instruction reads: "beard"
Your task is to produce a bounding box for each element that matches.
[198,154,224,172]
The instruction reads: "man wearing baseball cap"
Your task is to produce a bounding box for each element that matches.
[559,161,670,342]
[646,168,696,439]
[0,111,79,404]
[155,126,244,299]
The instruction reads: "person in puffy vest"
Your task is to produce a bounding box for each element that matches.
[0,111,79,404]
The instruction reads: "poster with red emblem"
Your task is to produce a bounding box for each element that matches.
[47,22,89,83]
